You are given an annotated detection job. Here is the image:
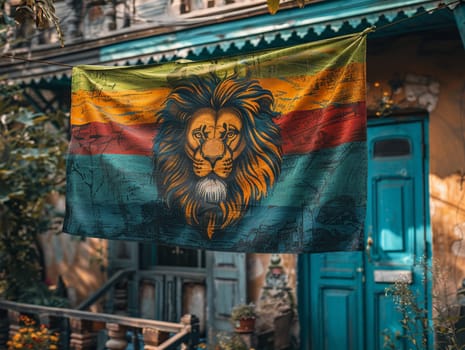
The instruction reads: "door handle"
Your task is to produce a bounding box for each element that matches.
[366,227,374,262]
[356,266,365,283]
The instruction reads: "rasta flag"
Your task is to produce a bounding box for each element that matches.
[64,31,368,253]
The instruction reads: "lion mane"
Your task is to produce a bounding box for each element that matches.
[153,73,282,238]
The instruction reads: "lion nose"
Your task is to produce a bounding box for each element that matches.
[202,139,225,163]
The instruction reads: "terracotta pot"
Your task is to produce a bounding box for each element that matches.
[234,317,255,333]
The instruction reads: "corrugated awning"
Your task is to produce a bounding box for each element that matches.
[100,0,452,64]
[0,0,457,84]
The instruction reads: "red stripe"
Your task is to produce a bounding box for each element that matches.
[69,122,158,156]
[69,102,366,156]
[275,101,366,155]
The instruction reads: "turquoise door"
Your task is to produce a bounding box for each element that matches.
[298,116,432,350]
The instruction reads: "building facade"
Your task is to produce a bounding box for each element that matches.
[3,0,465,348]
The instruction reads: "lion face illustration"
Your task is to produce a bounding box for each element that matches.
[153,73,282,238]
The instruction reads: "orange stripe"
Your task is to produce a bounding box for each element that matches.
[70,62,364,126]
[71,88,170,125]
[260,62,365,114]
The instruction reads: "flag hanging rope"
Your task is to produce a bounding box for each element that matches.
[0,53,73,67]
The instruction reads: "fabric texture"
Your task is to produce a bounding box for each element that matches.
[63,32,368,253]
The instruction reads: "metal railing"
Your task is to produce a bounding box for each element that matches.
[77,268,136,311]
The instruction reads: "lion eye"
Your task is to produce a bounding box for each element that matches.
[192,130,203,140]
[226,129,238,139]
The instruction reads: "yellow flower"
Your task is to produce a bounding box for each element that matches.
[49,335,59,342]
[50,345,58,349]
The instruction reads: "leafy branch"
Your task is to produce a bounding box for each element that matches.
[0,83,68,303]
[0,0,64,48]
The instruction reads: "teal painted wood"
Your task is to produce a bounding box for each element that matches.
[365,118,431,350]
[454,3,465,49]
[298,116,432,350]
[99,0,446,63]
[310,252,365,350]
[297,254,311,349]
[206,251,246,342]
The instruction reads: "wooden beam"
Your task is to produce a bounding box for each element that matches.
[454,2,465,50]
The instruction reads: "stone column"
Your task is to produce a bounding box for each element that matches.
[142,327,169,349]
[7,310,20,341]
[105,323,128,350]
[69,318,98,350]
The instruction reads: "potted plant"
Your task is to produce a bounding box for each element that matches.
[230,303,256,333]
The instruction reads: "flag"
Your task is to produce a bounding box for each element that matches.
[63,32,368,253]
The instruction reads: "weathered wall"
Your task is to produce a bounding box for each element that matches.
[39,231,108,310]
[367,30,465,177]
[430,174,465,293]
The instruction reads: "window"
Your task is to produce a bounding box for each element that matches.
[373,138,411,158]
[139,243,205,268]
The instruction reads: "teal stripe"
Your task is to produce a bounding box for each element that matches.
[262,142,367,207]
[64,154,157,238]
[64,142,366,251]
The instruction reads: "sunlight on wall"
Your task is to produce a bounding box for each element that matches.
[39,232,107,310]
[430,174,465,296]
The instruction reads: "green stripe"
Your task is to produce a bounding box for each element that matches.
[72,32,366,92]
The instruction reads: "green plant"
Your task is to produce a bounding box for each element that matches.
[0,84,68,304]
[384,258,465,350]
[384,275,429,349]
[231,303,256,322]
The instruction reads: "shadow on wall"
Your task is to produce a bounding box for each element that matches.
[39,230,108,310]
[430,173,465,301]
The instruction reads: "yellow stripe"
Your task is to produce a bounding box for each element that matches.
[71,62,364,126]
[72,32,366,93]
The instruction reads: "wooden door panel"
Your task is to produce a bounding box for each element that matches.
[308,252,364,350]
[371,176,415,262]
[207,251,247,339]
[365,120,430,350]
[317,286,362,350]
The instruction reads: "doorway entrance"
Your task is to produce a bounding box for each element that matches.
[298,115,432,350]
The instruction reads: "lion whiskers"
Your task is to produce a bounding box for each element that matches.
[195,177,227,203]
